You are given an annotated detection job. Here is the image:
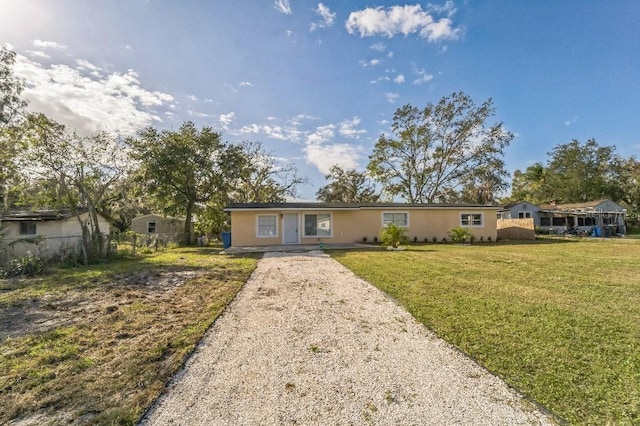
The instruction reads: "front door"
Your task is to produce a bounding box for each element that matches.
[283,213,299,244]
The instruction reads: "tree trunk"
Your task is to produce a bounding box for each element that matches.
[183,202,194,245]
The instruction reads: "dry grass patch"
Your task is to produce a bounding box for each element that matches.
[0,247,258,425]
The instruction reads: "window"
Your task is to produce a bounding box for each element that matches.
[540,217,551,226]
[148,221,157,233]
[578,217,596,226]
[518,211,532,219]
[20,222,36,235]
[304,214,331,237]
[382,212,408,227]
[460,213,483,227]
[552,217,565,226]
[257,215,277,237]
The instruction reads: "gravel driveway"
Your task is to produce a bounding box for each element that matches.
[141,251,556,425]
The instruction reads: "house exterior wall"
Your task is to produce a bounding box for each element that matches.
[501,201,541,223]
[3,212,111,258]
[229,207,498,247]
[131,214,186,235]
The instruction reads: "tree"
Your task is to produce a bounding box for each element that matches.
[0,47,26,126]
[1,46,29,211]
[24,114,131,262]
[198,141,307,236]
[127,122,245,243]
[232,141,306,203]
[367,92,513,203]
[543,139,621,203]
[509,162,548,204]
[316,165,380,203]
[613,156,640,222]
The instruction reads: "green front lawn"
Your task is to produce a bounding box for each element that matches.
[331,239,640,425]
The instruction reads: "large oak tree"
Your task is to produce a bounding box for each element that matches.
[316,165,379,203]
[367,92,513,203]
[127,122,244,243]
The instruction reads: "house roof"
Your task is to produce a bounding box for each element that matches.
[539,199,624,212]
[225,202,500,211]
[0,210,70,222]
[501,200,539,210]
[132,214,186,221]
[0,209,110,222]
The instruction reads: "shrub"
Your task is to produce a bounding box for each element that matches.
[432,237,437,243]
[379,223,408,248]
[449,227,474,243]
[413,236,418,243]
[1,252,45,278]
[362,237,368,243]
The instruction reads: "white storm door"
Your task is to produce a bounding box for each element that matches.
[283,213,299,244]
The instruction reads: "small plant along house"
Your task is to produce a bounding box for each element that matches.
[224,202,499,247]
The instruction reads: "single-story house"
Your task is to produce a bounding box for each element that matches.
[498,201,541,222]
[224,202,499,247]
[499,199,626,236]
[131,214,191,235]
[0,210,111,259]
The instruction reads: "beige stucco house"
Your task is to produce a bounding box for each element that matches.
[1,210,111,259]
[224,202,499,247]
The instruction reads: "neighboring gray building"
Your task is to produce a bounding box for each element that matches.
[499,201,541,222]
[500,199,627,236]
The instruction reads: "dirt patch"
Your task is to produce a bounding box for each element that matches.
[0,269,204,340]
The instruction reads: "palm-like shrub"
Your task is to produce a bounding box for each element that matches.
[449,226,474,243]
[379,223,408,248]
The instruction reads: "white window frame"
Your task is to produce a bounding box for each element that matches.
[147,221,157,233]
[518,211,532,219]
[382,211,409,228]
[256,214,278,238]
[303,213,333,238]
[460,212,484,227]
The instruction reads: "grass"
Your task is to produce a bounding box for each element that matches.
[330,238,640,425]
[0,246,258,424]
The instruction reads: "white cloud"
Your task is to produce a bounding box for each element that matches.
[188,110,209,118]
[186,94,199,102]
[339,117,366,139]
[13,53,174,135]
[359,58,382,68]
[370,76,391,84]
[219,112,236,126]
[274,0,292,15]
[306,124,335,145]
[25,50,50,59]
[564,116,578,126]
[370,42,387,52]
[386,92,400,103]
[394,74,405,84]
[33,39,67,50]
[304,143,360,175]
[345,4,461,42]
[239,81,253,87]
[413,68,433,84]
[237,123,302,142]
[310,3,336,31]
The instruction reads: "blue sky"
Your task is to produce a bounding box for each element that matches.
[2,1,639,200]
